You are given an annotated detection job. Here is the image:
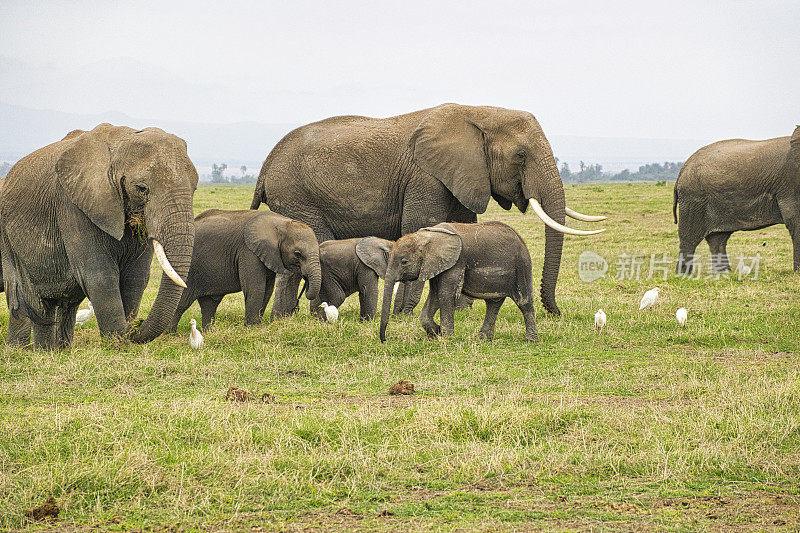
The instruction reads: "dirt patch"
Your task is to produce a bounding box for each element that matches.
[388,380,415,395]
[225,386,274,403]
[24,496,59,521]
[280,369,310,377]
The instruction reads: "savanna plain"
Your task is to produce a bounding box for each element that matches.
[2,183,799,532]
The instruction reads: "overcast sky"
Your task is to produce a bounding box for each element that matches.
[1,0,798,141]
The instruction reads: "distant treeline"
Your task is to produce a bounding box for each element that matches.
[202,163,258,184]
[558,160,683,183]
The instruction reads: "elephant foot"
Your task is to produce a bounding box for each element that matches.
[423,323,442,338]
[524,333,539,342]
[477,330,493,341]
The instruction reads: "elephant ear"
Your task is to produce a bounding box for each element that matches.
[418,223,462,281]
[56,131,125,240]
[410,104,491,214]
[790,125,800,167]
[356,237,394,278]
[244,213,288,274]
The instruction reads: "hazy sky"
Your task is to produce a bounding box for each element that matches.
[1,0,798,140]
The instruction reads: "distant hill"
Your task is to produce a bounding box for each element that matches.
[0,101,708,177]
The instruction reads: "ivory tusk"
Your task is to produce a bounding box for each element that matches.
[153,240,187,288]
[529,199,605,236]
[565,207,607,222]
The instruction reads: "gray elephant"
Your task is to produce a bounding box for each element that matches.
[380,222,538,342]
[170,209,322,330]
[0,177,31,346]
[308,236,394,321]
[251,103,605,318]
[0,124,197,349]
[674,125,800,273]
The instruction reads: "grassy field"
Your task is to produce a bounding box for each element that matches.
[2,183,799,531]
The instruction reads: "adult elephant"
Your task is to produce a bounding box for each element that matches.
[0,124,197,349]
[674,125,800,273]
[251,103,605,317]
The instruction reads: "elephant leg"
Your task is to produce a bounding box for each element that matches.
[32,306,57,350]
[778,198,800,270]
[706,232,733,273]
[419,281,441,338]
[478,298,505,340]
[511,293,539,342]
[241,258,268,326]
[169,289,196,333]
[357,272,379,321]
[435,270,462,337]
[6,315,32,347]
[271,272,301,319]
[82,262,129,339]
[259,274,275,317]
[198,295,224,331]
[676,203,705,275]
[57,302,79,349]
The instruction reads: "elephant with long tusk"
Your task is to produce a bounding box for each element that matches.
[252,103,606,318]
[0,123,197,349]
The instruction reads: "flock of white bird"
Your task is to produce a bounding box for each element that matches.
[594,287,688,333]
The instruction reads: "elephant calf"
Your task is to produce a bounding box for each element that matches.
[170,209,321,330]
[309,237,394,321]
[380,222,538,342]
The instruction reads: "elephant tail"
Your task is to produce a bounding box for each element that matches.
[673,186,678,224]
[250,185,263,210]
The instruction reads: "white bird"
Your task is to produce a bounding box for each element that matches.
[189,318,204,349]
[676,307,687,327]
[639,287,660,310]
[319,301,339,323]
[75,301,94,326]
[594,308,606,333]
[740,264,752,276]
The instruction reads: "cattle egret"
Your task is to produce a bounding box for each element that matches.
[676,307,687,327]
[594,308,606,333]
[639,287,660,310]
[189,318,204,349]
[740,264,752,276]
[320,301,339,323]
[75,301,94,326]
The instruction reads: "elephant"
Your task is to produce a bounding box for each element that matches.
[0,177,31,346]
[379,222,538,343]
[251,103,605,318]
[170,209,322,331]
[308,236,394,321]
[0,123,197,349]
[674,125,800,273]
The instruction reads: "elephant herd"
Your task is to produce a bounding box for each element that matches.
[1,104,797,350]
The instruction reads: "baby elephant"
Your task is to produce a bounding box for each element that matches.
[311,237,394,321]
[171,209,321,330]
[380,222,538,342]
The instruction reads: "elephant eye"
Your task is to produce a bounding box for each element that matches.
[516,151,526,162]
[401,258,409,265]
[135,184,149,194]
[294,250,303,258]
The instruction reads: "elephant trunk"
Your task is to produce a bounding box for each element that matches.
[379,273,396,342]
[303,252,322,302]
[538,163,566,316]
[523,154,565,316]
[130,202,194,343]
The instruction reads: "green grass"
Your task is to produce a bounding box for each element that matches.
[2,184,799,531]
